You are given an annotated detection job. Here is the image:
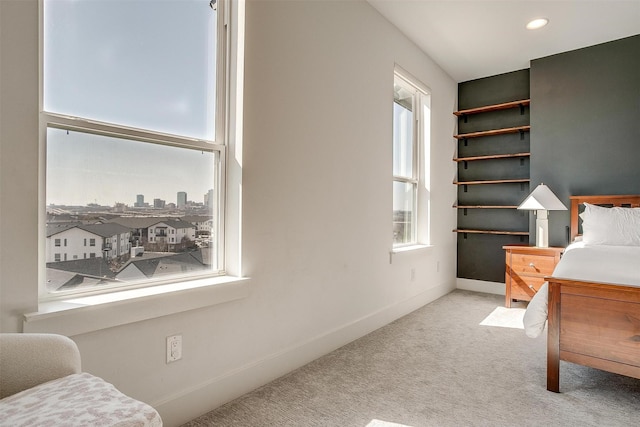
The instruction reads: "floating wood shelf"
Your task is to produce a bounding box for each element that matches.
[453,96,531,243]
[454,152,530,162]
[453,229,530,236]
[454,178,530,185]
[454,99,530,117]
[453,205,519,209]
[454,125,530,140]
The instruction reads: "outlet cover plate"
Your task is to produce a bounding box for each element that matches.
[166,334,182,363]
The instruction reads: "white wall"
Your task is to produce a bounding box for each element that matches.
[0,0,40,331]
[0,1,457,426]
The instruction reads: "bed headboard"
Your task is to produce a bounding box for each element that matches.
[570,194,640,242]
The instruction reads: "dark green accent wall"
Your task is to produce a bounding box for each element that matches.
[456,70,531,282]
[456,35,640,283]
[530,34,640,247]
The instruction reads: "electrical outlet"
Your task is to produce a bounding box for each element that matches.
[166,334,182,363]
[410,268,416,281]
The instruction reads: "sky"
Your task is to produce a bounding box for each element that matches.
[43,0,217,206]
[47,127,216,206]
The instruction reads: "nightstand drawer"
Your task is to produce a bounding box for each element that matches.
[510,253,556,276]
[509,275,546,300]
[503,245,564,307]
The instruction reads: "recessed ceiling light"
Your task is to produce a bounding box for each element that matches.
[526,18,549,30]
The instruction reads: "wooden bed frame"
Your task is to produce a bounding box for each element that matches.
[546,194,640,392]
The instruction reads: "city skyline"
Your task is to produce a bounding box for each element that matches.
[46,127,217,206]
[48,189,214,208]
[133,190,214,208]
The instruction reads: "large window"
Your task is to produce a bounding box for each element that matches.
[392,70,430,247]
[42,0,228,296]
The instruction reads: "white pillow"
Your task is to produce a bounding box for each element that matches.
[579,202,640,246]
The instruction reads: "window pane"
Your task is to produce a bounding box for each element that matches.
[393,181,416,245]
[46,128,219,293]
[43,0,217,140]
[393,84,414,178]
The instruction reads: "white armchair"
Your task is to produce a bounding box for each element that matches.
[0,333,81,399]
[0,333,162,426]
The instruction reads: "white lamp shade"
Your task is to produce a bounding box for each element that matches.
[517,184,567,211]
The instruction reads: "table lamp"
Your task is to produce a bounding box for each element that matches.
[517,184,567,247]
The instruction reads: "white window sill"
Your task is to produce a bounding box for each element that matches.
[23,276,250,336]
[389,244,433,262]
[391,244,433,254]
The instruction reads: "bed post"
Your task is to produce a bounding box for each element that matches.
[547,280,561,392]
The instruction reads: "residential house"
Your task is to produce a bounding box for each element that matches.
[181,215,215,237]
[108,216,166,247]
[46,223,131,263]
[147,220,197,252]
[1,2,637,427]
[109,216,197,251]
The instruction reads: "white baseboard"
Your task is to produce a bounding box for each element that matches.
[154,280,455,427]
[456,278,505,295]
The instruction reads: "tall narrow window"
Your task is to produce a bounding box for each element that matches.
[42,0,227,295]
[393,70,431,247]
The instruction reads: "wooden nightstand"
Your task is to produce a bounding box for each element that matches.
[503,245,564,308]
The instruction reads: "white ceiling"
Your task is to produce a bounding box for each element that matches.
[367,0,640,82]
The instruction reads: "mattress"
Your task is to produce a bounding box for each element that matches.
[551,241,640,287]
[523,242,640,338]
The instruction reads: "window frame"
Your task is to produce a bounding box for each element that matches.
[38,0,231,299]
[392,67,431,249]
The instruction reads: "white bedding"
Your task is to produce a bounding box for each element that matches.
[523,242,640,338]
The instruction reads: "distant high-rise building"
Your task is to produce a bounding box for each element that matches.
[154,198,165,209]
[204,189,214,209]
[135,194,144,208]
[177,191,187,208]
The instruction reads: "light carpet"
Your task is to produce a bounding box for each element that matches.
[183,290,639,427]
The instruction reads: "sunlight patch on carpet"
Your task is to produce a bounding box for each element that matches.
[366,419,413,427]
[479,306,525,329]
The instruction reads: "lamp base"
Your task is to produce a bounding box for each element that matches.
[535,210,549,248]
